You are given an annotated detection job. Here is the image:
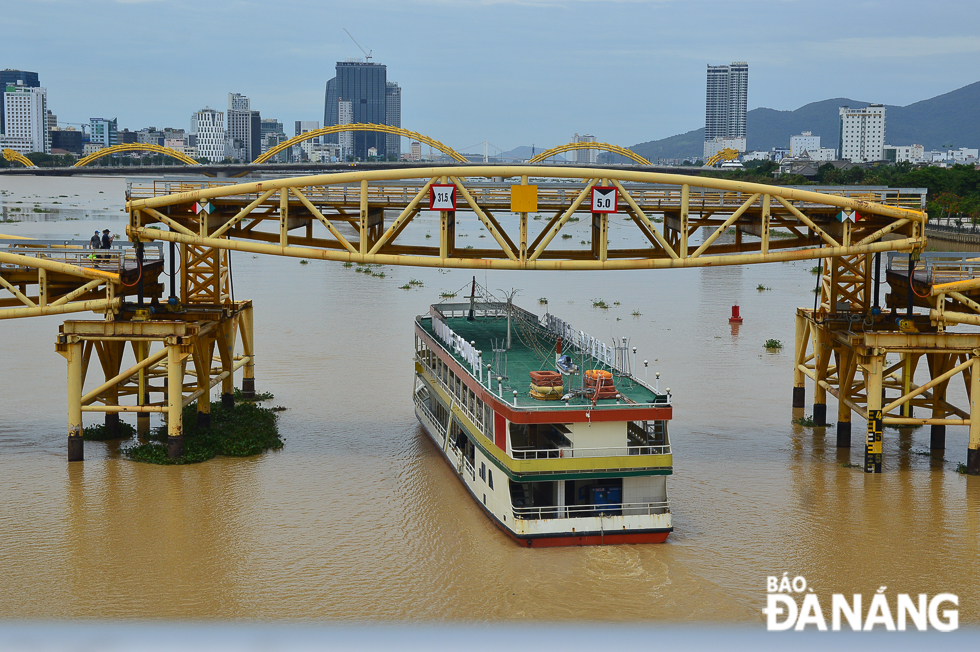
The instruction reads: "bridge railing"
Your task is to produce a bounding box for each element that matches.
[128,179,927,212]
[0,240,164,272]
[887,251,980,285]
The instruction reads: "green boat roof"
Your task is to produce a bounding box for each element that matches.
[416,302,669,410]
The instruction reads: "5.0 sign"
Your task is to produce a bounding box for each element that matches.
[591,187,618,213]
[429,184,457,211]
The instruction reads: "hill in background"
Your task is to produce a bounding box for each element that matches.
[628,81,980,162]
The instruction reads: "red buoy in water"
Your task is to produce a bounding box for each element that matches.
[729,305,743,323]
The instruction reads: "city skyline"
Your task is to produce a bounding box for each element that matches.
[2,0,978,152]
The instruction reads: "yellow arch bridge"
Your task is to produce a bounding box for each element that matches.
[528,142,651,166]
[9,166,980,474]
[254,124,469,164]
[74,143,200,167]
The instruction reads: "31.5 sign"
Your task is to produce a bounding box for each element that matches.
[591,186,618,213]
[429,184,456,211]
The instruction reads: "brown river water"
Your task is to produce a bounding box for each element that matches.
[0,175,978,623]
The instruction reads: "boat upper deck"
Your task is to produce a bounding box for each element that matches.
[416,301,668,411]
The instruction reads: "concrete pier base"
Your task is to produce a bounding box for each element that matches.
[68,436,84,462]
[221,393,234,409]
[242,377,255,400]
[167,436,184,459]
[836,421,851,448]
[813,403,827,427]
[968,448,980,475]
[792,386,805,408]
[931,425,946,451]
[104,412,120,439]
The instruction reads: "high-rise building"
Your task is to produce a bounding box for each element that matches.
[790,131,821,158]
[385,82,401,160]
[572,133,597,164]
[323,77,339,144]
[323,60,387,159]
[338,99,353,161]
[226,93,261,162]
[409,141,422,162]
[260,118,287,159]
[704,62,748,159]
[190,108,225,162]
[1,84,49,153]
[838,104,886,163]
[89,117,117,148]
[0,69,39,135]
[294,121,320,160]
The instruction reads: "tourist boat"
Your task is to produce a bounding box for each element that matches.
[413,284,673,547]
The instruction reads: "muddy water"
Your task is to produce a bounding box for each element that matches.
[0,176,978,623]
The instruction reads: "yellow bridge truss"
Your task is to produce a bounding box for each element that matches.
[74,143,200,168]
[2,148,36,167]
[126,165,925,271]
[527,142,651,166]
[253,124,469,164]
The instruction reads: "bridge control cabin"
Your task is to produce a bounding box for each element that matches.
[413,295,674,546]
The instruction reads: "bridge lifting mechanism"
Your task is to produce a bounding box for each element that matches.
[2,165,977,473]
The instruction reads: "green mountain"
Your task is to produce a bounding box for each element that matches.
[629,81,980,161]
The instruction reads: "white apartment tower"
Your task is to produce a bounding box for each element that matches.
[572,133,597,164]
[1,84,49,154]
[226,93,260,162]
[385,82,401,160]
[191,108,226,163]
[704,62,748,159]
[338,99,353,161]
[838,104,886,163]
[790,131,820,158]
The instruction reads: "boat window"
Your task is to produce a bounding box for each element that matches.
[480,462,486,481]
[488,469,494,490]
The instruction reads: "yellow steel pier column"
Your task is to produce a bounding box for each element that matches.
[519,175,528,261]
[167,340,184,459]
[812,323,831,426]
[928,353,952,451]
[135,341,150,437]
[679,184,689,259]
[792,312,808,408]
[65,339,84,462]
[836,347,857,448]
[865,354,884,473]
[968,355,980,474]
[240,303,255,399]
[359,179,369,255]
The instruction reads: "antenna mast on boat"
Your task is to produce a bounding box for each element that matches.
[498,288,519,350]
[468,276,476,321]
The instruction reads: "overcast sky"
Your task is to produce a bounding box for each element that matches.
[5,0,979,154]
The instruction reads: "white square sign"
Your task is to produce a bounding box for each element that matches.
[429,185,456,211]
[591,187,618,213]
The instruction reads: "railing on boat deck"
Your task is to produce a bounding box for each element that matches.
[513,501,671,520]
[511,444,670,459]
[414,389,447,445]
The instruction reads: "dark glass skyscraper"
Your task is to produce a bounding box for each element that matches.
[1,69,40,135]
[323,61,387,159]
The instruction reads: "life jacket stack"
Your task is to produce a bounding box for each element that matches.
[529,371,563,401]
[585,369,618,400]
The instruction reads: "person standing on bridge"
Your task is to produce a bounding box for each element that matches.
[100,229,114,266]
[89,230,101,250]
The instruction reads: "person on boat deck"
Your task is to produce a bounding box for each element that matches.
[101,229,113,249]
[89,231,101,249]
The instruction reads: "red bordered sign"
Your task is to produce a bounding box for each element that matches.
[591,186,618,213]
[429,184,456,211]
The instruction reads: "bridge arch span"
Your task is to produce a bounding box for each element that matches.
[528,142,651,166]
[253,124,468,164]
[74,144,200,168]
[2,148,37,168]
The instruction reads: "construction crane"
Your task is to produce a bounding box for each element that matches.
[344,29,372,62]
[705,147,740,167]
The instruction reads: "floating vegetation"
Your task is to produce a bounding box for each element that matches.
[440,291,457,298]
[793,415,817,427]
[840,462,862,469]
[408,279,424,286]
[299,259,309,265]
[569,216,580,222]
[425,233,432,239]
[399,284,412,290]
[538,297,548,305]
[764,339,783,349]
[479,234,486,238]
[613,301,620,306]
[372,271,385,277]
[757,284,771,291]
[343,262,353,268]
[83,421,136,441]
[122,395,283,465]
[956,463,974,474]
[632,310,642,317]
[580,240,587,245]
[592,299,609,309]
[810,266,821,274]
[561,234,573,239]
